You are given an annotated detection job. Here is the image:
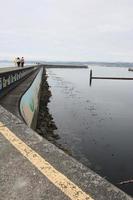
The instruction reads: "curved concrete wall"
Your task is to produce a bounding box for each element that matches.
[0,66,38,98]
[19,67,43,129]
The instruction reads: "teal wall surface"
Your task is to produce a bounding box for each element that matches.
[20,67,43,128]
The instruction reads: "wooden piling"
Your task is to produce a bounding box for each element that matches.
[90,69,92,79]
[89,70,92,86]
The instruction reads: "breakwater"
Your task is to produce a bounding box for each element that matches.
[45,64,88,68]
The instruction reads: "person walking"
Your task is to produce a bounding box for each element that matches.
[20,57,25,67]
[16,57,21,67]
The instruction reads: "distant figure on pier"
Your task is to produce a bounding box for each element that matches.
[20,57,25,67]
[16,57,21,67]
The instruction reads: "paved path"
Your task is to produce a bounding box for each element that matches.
[0,120,92,200]
[0,67,17,73]
[0,65,35,73]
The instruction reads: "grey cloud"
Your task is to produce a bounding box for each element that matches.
[0,0,133,61]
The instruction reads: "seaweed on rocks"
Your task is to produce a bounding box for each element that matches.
[36,67,60,141]
[36,67,72,156]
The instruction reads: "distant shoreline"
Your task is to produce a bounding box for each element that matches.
[45,64,88,68]
[0,61,133,68]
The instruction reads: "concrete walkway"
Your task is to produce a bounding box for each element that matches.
[0,65,35,73]
[0,105,132,200]
[0,68,39,118]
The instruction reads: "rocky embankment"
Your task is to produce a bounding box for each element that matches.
[36,68,59,141]
[36,68,72,155]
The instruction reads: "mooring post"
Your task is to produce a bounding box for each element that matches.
[89,69,92,86]
[90,69,92,79]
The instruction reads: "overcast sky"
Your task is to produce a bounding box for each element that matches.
[0,0,133,62]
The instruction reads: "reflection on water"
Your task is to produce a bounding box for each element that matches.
[47,66,133,196]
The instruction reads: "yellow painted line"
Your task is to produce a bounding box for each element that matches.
[0,122,94,200]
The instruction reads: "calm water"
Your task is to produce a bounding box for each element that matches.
[47,65,133,196]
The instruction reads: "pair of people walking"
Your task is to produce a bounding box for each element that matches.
[15,57,25,67]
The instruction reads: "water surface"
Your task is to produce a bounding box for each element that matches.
[47,65,133,195]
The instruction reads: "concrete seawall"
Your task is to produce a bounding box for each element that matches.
[19,67,43,129]
[0,66,39,98]
[0,66,132,199]
[0,66,42,122]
